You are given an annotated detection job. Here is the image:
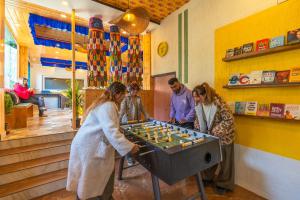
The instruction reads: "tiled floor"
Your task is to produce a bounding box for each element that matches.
[4,108,73,141]
[36,161,265,200]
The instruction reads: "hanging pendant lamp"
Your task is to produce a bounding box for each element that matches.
[109,4,150,35]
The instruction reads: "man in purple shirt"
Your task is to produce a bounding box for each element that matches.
[168,78,195,129]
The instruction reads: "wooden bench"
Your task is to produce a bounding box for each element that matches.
[13,103,34,129]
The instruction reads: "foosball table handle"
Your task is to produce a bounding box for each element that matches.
[139,150,155,157]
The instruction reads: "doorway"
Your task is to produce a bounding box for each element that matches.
[153,72,176,121]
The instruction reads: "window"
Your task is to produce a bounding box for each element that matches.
[4,25,18,88]
[44,77,84,91]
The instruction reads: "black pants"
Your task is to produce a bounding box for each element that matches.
[21,96,46,116]
[202,143,235,191]
[174,121,194,129]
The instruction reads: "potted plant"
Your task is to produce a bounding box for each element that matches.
[4,93,14,132]
[64,81,83,128]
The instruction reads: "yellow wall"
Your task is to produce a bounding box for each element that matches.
[215,0,300,160]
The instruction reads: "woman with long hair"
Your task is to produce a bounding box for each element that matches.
[67,82,139,200]
[192,82,235,195]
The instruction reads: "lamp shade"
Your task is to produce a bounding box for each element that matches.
[109,7,150,35]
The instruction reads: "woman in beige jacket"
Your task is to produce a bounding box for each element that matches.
[193,82,235,195]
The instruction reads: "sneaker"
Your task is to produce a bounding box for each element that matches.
[40,107,47,111]
[39,114,48,117]
[127,157,135,166]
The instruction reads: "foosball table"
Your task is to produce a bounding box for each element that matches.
[119,120,222,200]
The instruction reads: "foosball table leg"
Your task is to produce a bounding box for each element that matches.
[195,172,207,200]
[151,174,161,200]
[118,156,125,180]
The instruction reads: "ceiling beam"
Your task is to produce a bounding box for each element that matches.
[91,0,160,25]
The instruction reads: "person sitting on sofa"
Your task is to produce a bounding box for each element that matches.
[14,78,47,117]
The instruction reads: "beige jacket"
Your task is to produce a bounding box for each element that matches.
[120,95,149,123]
[195,96,234,145]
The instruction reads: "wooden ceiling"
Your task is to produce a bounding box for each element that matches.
[93,0,190,24]
[4,0,190,64]
[5,0,89,62]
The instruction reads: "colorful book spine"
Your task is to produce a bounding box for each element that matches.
[270,36,285,48]
[235,102,246,114]
[262,70,276,84]
[275,70,290,84]
[249,71,262,84]
[284,104,300,120]
[256,38,269,51]
[227,102,236,114]
[228,73,240,85]
[256,103,270,117]
[239,74,250,85]
[270,103,285,118]
[245,102,258,116]
[289,68,300,83]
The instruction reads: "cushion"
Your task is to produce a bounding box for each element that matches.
[7,91,20,105]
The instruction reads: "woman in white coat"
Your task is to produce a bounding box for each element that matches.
[66,82,139,200]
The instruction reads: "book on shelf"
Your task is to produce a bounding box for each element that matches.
[227,102,236,114]
[234,47,243,56]
[287,29,300,45]
[242,43,254,53]
[228,73,240,85]
[284,104,300,120]
[249,70,262,84]
[226,49,234,58]
[270,103,285,118]
[270,36,285,48]
[289,68,300,83]
[262,70,276,84]
[256,103,270,117]
[239,74,250,85]
[245,102,258,116]
[235,102,246,114]
[256,38,269,51]
[275,70,290,84]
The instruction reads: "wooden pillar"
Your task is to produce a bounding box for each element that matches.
[71,9,76,129]
[0,0,5,139]
[19,45,29,78]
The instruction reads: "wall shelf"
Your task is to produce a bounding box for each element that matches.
[222,43,300,62]
[223,82,300,89]
[234,114,300,122]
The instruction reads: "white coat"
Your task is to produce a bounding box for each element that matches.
[66,102,134,200]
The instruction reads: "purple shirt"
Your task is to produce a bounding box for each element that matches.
[170,85,195,122]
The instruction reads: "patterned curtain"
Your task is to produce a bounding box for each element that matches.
[126,35,143,86]
[87,17,107,87]
[109,25,122,83]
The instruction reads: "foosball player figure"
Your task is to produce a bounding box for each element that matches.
[167,132,173,142]
[147,132,151,140]
[154,132,159,143]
